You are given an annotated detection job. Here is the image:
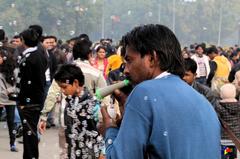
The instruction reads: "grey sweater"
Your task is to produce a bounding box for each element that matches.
[0,73,16,106]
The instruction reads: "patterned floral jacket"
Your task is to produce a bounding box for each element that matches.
[64,87,104,159]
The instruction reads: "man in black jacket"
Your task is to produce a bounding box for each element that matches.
[17,28,47,159]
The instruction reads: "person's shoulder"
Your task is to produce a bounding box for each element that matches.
[30,49,44,58]
[190,54,197,59]
[194,81,209,90]
[75,60,102,75]
[133,75,179,93]
[193,81,212,95]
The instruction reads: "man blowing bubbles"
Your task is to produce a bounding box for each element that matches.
[100,24,220,159]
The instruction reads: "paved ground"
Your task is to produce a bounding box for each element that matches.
[0,122,59,159]
[1,122,239,159]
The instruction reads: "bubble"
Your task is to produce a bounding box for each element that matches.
[56,19,61,26]
[144,96,148,101]
[27,81,31,84]
[13,20,17,26]
[22,63,26,66]
[12,130,17,134]
[11,3,15,8]
[69,30,75,36]
[148,11,153,17]
[153,98,157,102]
[27,131,32,136]
[163,131,168,136]
[107,139,113,145]
[23,119,27,123]
[26,98,31,103]
[17,77,21,83]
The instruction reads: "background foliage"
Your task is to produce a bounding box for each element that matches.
[0,0,240,46]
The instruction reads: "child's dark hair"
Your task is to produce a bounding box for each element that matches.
[72,39,92,61]
[54,64,84,86]
[184,58,197,74]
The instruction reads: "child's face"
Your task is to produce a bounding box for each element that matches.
[182,71,196,85]
[57,79,82,96]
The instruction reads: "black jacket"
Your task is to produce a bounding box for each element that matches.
[192,81,220,108]
[18,48,47,106]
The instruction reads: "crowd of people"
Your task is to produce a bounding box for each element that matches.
[0,24,239,159]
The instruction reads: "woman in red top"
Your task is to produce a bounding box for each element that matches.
[93,46,108,79]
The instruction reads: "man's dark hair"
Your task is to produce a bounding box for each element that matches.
[48,35,57,42]
[0,29,5,41]
[54,64,84,86]
[206,45,218,55]
[13,35,22,40]
[72,39,92,61]
[20,29,39,47]
[41,35,57,43]
[121,24,185,77]
[29,25,43,41]
[184,58,197,74]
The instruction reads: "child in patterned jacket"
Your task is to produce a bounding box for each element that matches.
[54,63,104,159]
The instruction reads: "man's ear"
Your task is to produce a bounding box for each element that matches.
[73,79,79,86]
[149,51,158,66]
[193,73,197,79]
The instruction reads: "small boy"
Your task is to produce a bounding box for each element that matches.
[54,64,104,159]
[183,58,219,107]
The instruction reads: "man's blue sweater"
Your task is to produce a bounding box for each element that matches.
[105,74,220,159]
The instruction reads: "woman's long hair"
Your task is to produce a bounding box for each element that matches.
[0,48,16,86]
